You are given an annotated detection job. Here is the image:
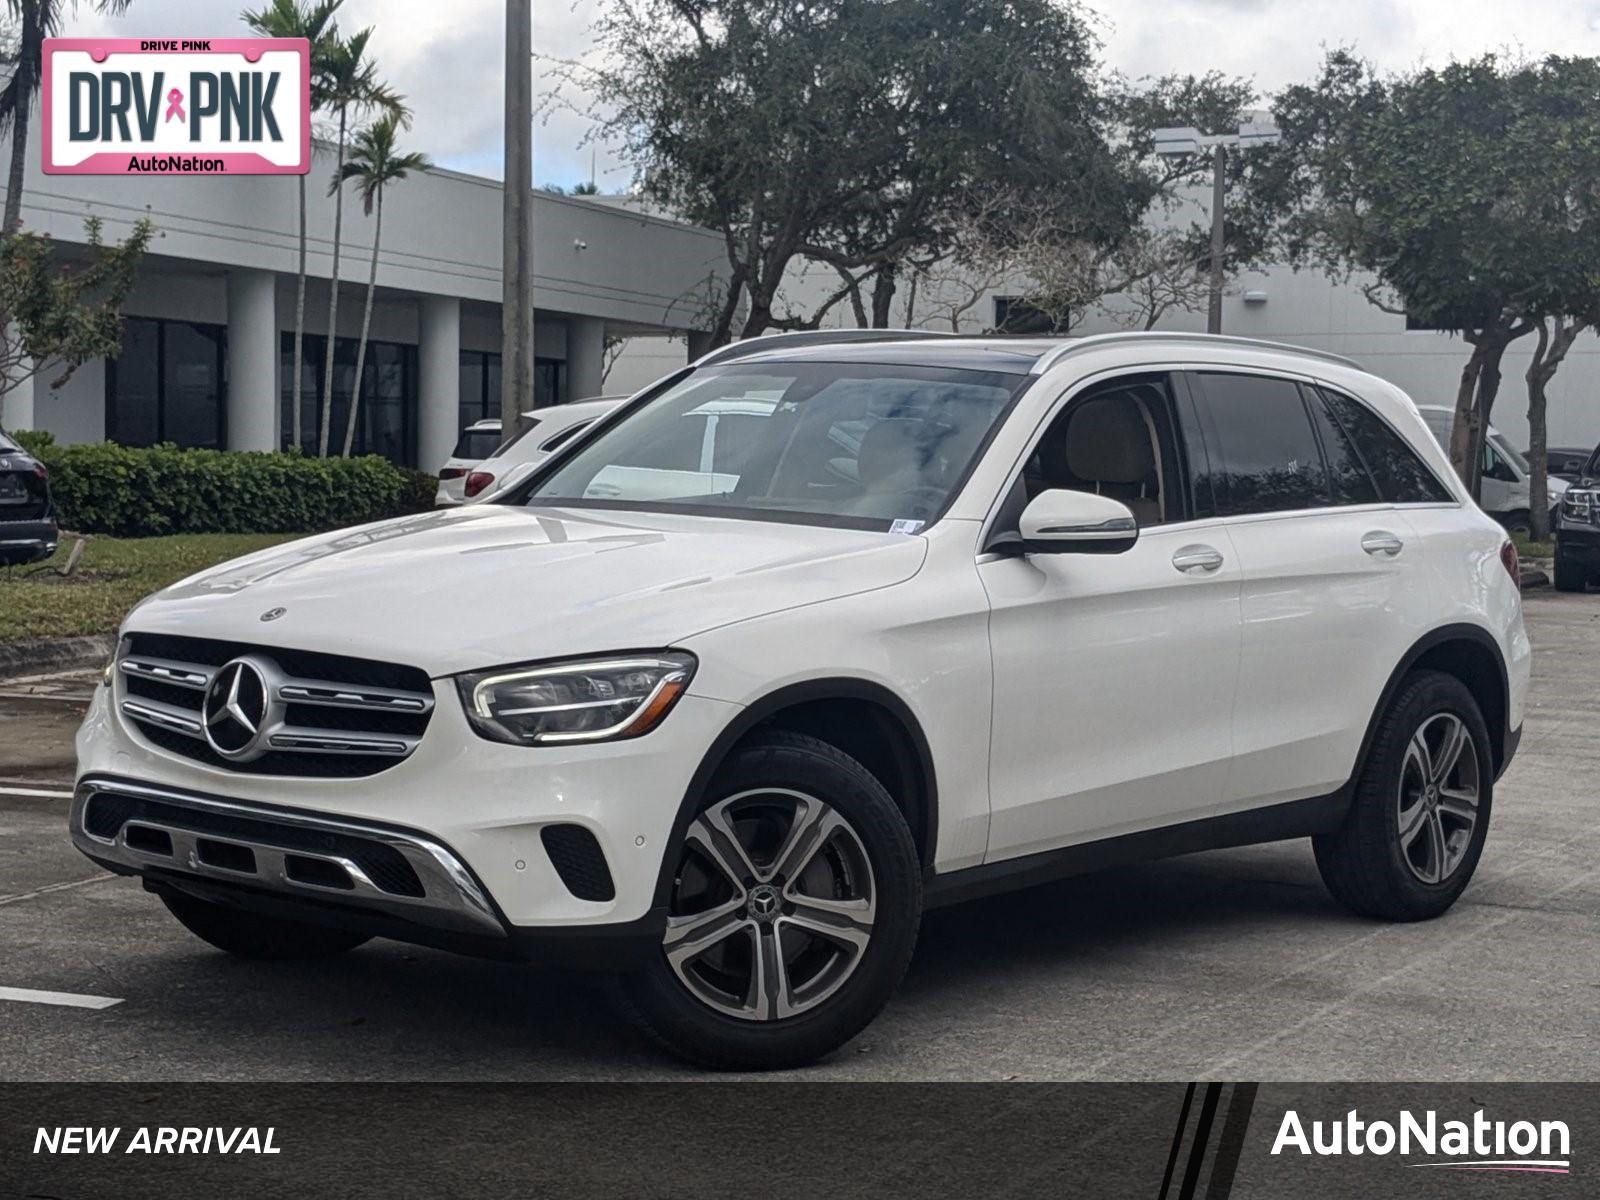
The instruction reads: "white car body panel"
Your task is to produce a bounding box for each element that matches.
[76,332,1531,939]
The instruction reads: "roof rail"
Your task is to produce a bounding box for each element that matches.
[692,328,955,368]
[1029,331,1362,376]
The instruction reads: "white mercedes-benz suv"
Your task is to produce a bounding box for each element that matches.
[72,331,1529,1069]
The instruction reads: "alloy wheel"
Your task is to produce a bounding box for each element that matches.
[1396,712,1480,885]
[663,788,876,1022]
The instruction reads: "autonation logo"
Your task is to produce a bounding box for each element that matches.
[1272,1108,1571,1175]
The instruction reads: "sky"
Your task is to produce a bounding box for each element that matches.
[80,0,1600,189]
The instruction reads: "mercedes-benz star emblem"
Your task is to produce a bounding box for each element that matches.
[259,607,287,622]
[746,884,781,924]
[202,658,276,761]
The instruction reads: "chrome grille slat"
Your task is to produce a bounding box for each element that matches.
[121,697,205,738]
[276,680,433,714]
[120,656,214,690]
[116,634,433,777]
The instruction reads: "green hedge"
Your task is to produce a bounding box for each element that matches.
[10,431,437,537]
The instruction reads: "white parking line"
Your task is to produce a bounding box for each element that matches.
[0,986,123,1010]
[0,785,74,800]
[0,873,115,907]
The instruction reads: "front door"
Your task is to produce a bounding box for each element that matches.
[979,373,1243,862]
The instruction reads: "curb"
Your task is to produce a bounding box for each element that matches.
[0,634,117,679]
[1519,568,1550,590]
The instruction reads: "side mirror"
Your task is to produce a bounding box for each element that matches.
[1013,489,1139,555]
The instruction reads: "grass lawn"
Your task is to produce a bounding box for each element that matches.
[0,532,301,644]
[1511,531,1556,561]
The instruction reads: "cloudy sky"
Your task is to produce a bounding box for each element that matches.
[82,0,1600,189]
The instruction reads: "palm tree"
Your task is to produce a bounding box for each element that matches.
[315,28,404,456]
[242,0,342,456]
[335,112,429,456]
[2,0,132,238]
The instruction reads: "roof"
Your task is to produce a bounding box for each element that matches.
[696,329,1362,376]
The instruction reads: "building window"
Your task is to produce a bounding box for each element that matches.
[535,356,565,407]
[280,334,418,466]
[992,296,1069,334]
[458,349,502,429]
[105,317,227,449]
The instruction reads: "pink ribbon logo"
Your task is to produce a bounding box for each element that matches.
[164,88,185,123]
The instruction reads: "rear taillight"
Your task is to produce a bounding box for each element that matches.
[438,467,466,481]
[1500,539,1519,582]
[463,470,495,499]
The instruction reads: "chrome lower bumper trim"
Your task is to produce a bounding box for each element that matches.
[70,776,505,938]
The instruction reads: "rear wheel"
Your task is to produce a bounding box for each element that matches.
[621,731,921,1070]
[1501,509,1532,538]
[160,891,371,960]
[1314,670,1492,921]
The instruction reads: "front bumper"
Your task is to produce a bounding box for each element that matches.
[1556,521,1600,568]
[75,678,741,938]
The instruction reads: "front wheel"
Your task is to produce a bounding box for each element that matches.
[1314,670,1492,921]
[1553,550,1589,593]
[620,731,921,1070]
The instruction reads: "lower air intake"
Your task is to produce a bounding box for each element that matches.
[540,824,616,902]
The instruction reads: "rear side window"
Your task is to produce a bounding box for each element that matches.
[538,419,594,454]
[1306,392,1380,506]
[1190,373,1330,516]
[1317,388,1454,504]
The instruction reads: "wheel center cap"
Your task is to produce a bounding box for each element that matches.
[746,884,781,924]
[1424,784,1439,807]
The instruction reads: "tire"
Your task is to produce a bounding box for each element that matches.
[620,730,921,1070]
[1553,550,1588,593]
[160,891,371,960]
[1501,510,1532,538]
[1314,670,1493,922]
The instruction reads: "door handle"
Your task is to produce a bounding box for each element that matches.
[1172,544,1225,573]
[1361,530,1405,558]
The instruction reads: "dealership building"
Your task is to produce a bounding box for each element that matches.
[0,133,726,474]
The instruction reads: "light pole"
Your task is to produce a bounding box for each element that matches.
[502,0,535,432]
[1151,122,1280,334]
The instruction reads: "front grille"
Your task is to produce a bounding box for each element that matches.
[541,824,616,902]
[117,633,434,778]
[83,791,425,897]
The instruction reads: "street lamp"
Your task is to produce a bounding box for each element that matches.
[1151,121,1281,334]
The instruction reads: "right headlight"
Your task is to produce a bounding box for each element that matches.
[1561,489,1597,525]
[455,651,697,746]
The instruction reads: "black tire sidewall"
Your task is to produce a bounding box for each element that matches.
[622,732,922,1070]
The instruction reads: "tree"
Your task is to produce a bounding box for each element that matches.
[0,217,151,407]
[315,27,404,456]
[0,0,132,237]
[571,0,1138,345]
[1253,52,1600,498]
[1525,316,1590,540]
[243,0,344,456]
[334,112,430,456]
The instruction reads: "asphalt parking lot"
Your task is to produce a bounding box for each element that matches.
[2,589,1597,1082]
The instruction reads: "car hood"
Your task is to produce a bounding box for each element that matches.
[126,505,927,676]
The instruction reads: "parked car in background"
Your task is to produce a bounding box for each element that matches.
[1548,446,1593,484]
[73,331,1528,1069]
[435,419,506,507]
[462,397,625,503]
[0,431,58,566]
[1554,443,1600,592]
[1416,406,1567,534]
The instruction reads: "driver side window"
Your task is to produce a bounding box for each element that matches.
[1020,374,1192,528]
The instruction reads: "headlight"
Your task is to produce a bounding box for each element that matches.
[456,652,696,746]
[1562,489,1596,525]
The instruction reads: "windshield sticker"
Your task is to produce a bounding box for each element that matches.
[888,519,926,535]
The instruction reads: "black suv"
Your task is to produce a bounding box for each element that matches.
[0,431,57,566]
[1555,443,1600,592]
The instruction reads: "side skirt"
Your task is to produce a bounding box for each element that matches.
[923,791,1349,911]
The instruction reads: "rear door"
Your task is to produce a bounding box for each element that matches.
[1186,371,1433,811]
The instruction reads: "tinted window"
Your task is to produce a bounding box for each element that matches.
[453,428,507,461]
[1317,388,1454,504]
[1306,391,1380,506]
[1192,373,1330,516]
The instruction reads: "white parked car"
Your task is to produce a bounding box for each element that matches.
[434,419,504,507]
[73,331,1529,1070]
[460,396,625,503]
[1415,405,1567,534]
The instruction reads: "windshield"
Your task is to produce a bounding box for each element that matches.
[524,362,1027,529]
[1488,433,1529,475]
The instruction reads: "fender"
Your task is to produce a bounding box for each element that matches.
[652,678,941,908]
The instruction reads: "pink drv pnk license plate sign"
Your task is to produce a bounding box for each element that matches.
[42,38,310,175]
